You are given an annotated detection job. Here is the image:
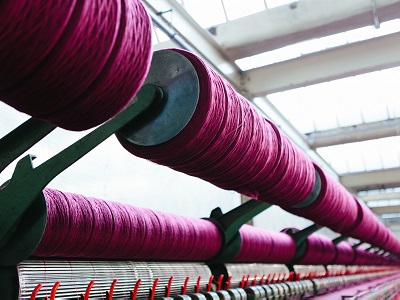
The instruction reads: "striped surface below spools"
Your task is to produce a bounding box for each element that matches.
[18,260,212,299]
[0,0,152,130]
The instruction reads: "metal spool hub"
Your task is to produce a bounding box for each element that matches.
[118,49,200,146]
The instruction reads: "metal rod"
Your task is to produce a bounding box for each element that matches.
[0,118,56,173]
[292,223,322,247]
[0,84,159,247]
[332,235,348,246]
[213,200,272,243]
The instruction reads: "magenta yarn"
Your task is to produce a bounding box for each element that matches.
[0,0,77,90]
[343,200,381,246]
[117,48,315,207]
[285,164,359,233]
[0,0,152,130]
[333,241,355,265]
[294,233,336,265]
[33,189,222,261]
[233,225,296,263]
[352,247,370,265]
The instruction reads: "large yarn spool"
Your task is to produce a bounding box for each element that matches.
[233,225,296,263]
[23,189,222,262]
[293,233,336,265]
[117,49,315,208]
[285,164,359,233]
[333,241,355,265]
[343,199,400,255]
[0,0,152,130]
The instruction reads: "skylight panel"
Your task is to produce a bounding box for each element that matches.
[317,137,400,175]
[236,19,400,71]
[268,67,400,135]
[180,0,227,28]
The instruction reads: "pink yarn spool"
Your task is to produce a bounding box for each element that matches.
[333,241,355,265]
[352,247,369,265]
[343,200,380,245]
[295,233,336,265]
[285,164,359,233]
[233,225,296,263]
[0,0,77,90]
[33,189,222,261]
[0,0,152,130]
[118,49,315,207]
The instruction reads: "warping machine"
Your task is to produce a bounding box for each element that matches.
[1,1,400,298]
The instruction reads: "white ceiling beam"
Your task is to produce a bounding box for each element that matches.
[307,118,400,148]
[213,0,400,59]
[371,205,400,215]
[341,168,400,192]
[143,0,241,88]
[243,32,400,96]
[362,192,400,202]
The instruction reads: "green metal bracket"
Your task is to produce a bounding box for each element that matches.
[0,118,56,173]
[284,223,322,262]
[332,235,348,246]
[352,241,364,249]
[0,266,19,300]
[207,200,271,288]
[0,84,162,265]
[207,200,272,264]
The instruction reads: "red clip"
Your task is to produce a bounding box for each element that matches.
[239,275,246,289]
[264,274,271,284]
[49,282,60,300]
[207,275,214,292]
[216,274,224,291]
[80,281,95,300]
[194,276,201,293]
[149,278,159,300]
[30,284,43,300]
[271,273,276,284]
[296,272,301,281]
[258,274,264,286]
[288,272,294,282]
[165,277,173,297]
[106,279,118,300]
[224,276,232,290]
[130,279,142,300]
[245,274,250,288]
[252,274,258,286]
[181,277,190,295]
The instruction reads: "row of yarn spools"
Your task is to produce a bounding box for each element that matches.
[26,188,399,266]
[0,0,398,261]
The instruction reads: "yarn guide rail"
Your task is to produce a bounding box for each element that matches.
[0,83,164,266]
